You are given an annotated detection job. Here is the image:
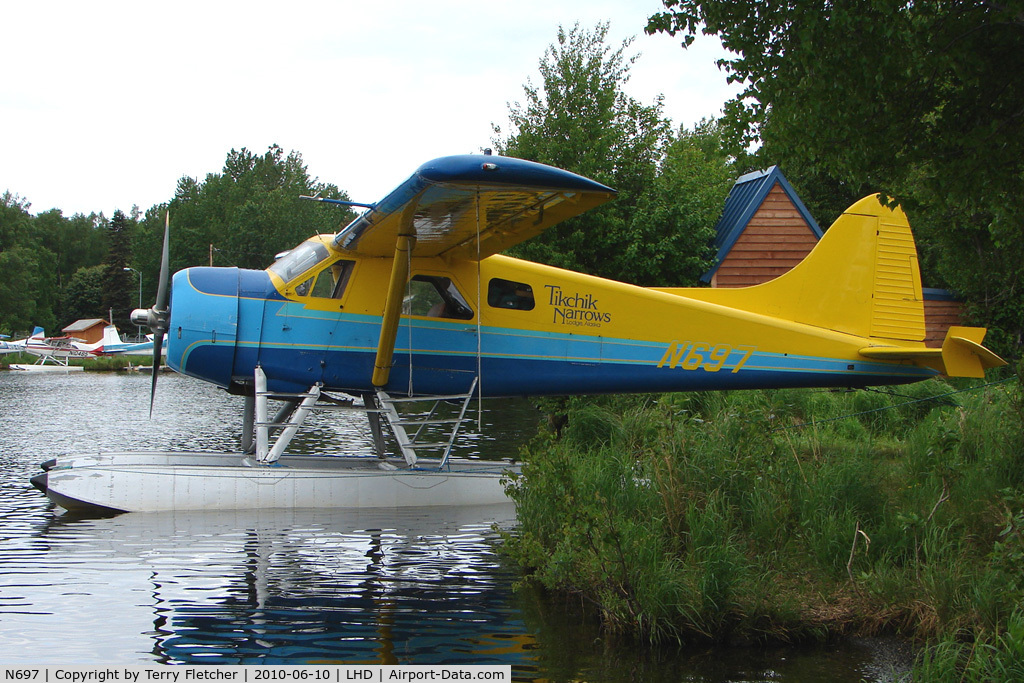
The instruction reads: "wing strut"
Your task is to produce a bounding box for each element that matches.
[371,197,422,388]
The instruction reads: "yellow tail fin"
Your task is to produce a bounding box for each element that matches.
[681,195,925,343]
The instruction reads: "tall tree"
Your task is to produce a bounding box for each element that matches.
[0,193,57,333]
[626,120,734,286]
[0,192,32,253]
[492,23,678,283]
[100,209,136,329]
[61,264,107,325]
[196,145,352,270]
[34,209,108,293]
[648,0,1024,355]
[0,247,44,333]
[130,146,353,307]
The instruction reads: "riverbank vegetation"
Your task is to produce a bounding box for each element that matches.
[501,364,1024,679]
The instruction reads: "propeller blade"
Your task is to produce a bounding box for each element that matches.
[126,210,172,417]
[155,211,170,313]
[148,330,164,418]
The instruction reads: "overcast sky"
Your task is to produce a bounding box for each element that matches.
[1,0,741,218]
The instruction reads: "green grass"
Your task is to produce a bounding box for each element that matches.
[501,363,1024,675]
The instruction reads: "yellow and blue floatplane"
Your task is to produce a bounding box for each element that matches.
[32,154,1004,513]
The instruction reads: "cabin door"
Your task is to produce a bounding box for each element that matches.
[392,273,479,395]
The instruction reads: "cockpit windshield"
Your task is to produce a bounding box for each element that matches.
[267,241,330,283]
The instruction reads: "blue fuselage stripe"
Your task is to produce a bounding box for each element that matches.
[169,281,936,396]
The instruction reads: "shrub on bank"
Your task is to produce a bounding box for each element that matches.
[502,367,1024,675]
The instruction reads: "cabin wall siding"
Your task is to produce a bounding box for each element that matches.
[924,298,966,348]
[712,185,819,288]
[61,320,107,344]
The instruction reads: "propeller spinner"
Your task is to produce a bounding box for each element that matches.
[130,211,171,416]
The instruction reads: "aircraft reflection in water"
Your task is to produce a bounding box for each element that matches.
[32,153,1005,513]
[37,506,533,665]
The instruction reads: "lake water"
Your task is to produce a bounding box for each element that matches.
[0,370,911,680]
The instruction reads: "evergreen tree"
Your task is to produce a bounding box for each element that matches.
[35,209,109,292]
[100,210,136,330]
[0,193,57,333]
[157,145,353,273]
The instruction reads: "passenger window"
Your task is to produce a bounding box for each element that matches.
[488,278,535,311]
[404,275,474,320]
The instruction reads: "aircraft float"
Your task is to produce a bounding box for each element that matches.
[31,153,1005,513]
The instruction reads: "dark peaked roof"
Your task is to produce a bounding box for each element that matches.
[701,166,823,283]
[63,318,107,333]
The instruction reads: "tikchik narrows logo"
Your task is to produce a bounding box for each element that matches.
[545,284,611,327]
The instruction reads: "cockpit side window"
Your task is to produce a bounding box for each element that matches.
[268,241,330,284]
[403,275,474,320]
[295,259,356,299]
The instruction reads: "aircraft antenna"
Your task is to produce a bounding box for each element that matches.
[299,194,376,210]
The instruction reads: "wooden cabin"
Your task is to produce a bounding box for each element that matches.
[701,166,823,288]
[923,289,966,348]
[62,318,108,345]
[703,166,963,347]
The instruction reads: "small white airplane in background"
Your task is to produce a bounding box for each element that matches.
[7,327,95,371]
[0,332,26,355]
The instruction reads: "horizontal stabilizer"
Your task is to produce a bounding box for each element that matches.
[859,326,1005,378]
[857,347,941,361]
[941,327,1006,378]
